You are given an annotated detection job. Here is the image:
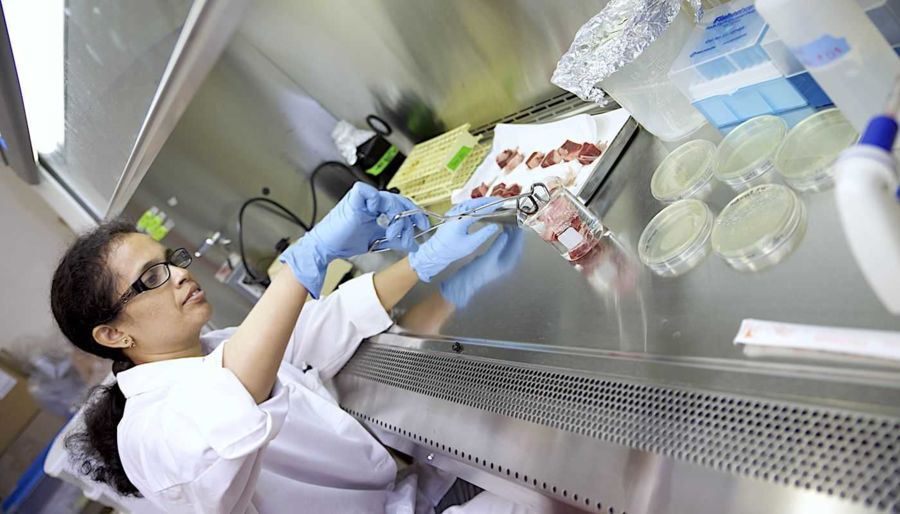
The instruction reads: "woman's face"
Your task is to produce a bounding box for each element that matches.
[100,233,212,359]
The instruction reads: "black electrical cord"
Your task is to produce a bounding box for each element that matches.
[237,161,365,288]
[254,202,305,226]
[237,197,310,286]
[308,160,367,229]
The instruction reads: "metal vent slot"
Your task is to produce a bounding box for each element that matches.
[343,344,900,512]
[470,92,612,142]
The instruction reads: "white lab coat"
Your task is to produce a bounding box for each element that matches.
[115,273,535,514]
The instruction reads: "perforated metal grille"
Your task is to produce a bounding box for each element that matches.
[343,344,900,512]
[470,92,611,142]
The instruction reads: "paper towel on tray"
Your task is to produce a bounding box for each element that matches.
[451,110,631,205]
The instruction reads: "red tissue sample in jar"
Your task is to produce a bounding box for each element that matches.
[534,192,599,261]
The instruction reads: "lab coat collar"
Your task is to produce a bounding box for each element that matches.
[117,354,208,399]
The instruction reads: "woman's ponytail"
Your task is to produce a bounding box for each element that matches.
[51,221,142,497]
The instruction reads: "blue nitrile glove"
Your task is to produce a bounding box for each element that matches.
[280,182,428,297]
[408,197,502,282]
[439,226,524,308]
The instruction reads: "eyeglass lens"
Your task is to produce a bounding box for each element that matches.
[138,249,192,290]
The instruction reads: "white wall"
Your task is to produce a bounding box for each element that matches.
[0,168,75,360]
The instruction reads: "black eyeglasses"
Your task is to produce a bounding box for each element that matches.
[117,248,193,305]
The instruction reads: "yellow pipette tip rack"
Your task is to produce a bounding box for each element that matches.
[387,125,490,211]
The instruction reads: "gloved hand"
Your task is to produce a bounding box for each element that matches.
[440,226,524,308]
[280,182,428,297]
[408,197,502,283]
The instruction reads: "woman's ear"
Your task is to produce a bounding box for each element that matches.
[92,324,131,349]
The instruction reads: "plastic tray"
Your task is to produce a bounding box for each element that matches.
[667,0,814,130]
[669,0,768,86]
[386,125,488,208]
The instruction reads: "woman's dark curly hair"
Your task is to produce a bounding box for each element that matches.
[50,220,142,497]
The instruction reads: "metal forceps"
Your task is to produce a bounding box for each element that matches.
[367,183,552,253]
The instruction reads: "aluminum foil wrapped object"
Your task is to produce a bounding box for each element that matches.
[687,0,703,20]
[551,0,703,105]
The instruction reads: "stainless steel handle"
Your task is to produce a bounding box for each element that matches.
[194,231,231,258]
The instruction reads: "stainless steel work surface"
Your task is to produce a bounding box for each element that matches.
[338,127,900,514]
[373,128,900,407]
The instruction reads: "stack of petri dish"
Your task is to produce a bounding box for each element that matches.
[711,184,807,271]
[714,115,787,192]
[773,108,858,192]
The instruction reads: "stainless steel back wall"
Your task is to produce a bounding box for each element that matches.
[125,0,613,325]
[238,0,608,148]
[124,35,345,327]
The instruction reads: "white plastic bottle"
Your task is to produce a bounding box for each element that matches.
[835,114,900,314]
[756,0,900,132]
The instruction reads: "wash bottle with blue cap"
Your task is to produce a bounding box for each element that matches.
[835,79,900,314]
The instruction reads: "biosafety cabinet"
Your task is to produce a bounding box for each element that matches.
[4,1,899,513]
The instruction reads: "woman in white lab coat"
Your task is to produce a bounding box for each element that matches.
[50,183,526,513]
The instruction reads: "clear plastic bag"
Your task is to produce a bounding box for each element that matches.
[551,0,707,141]
[27,347,110,417]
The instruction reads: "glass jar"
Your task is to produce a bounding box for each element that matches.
[518,183,607,262]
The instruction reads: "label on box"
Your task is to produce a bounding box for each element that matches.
[558,226,584,251]
[446,146,473,172]
[690,4,760,63]
[366,145,399,176]
[791,35,850,68]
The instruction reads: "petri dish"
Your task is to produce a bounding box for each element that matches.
[638,199,714,277]
[650,139,717,203]
[774,108,858,192]
[711,184,806,272]
[714,115,787,192]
